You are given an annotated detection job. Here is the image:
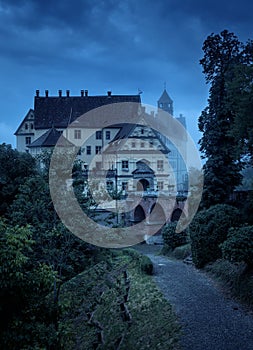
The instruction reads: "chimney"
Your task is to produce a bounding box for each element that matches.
[85,89,88,97]
[107,90,112,97]
[58,90,62,97]
[66,90,70,97]
[36,90,40,97]
[81,89,84,97]
[45,90,49,97]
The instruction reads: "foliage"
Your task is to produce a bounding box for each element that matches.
[0,143,36,216]
[162,222,188,250]
[0,219,57,348]
[221,226,253,267]
[163,243,192,260]
[198,30,252,208]
[226,63,253,162]
[205,259,253,307]
[8,174,55,230]
[58,249,180,349]
[190,204,240,268]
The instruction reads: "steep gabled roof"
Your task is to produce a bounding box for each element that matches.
[157,89,173,103]
[105,123,170,154]
[14,109,34,135]
[28,127,74,148]
[34,95,141,129]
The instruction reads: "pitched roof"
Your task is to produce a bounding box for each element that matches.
[34,94,141,129]
[28,127,74,148]
[105,123,170,154]
[14,109,34,135]
[157,89,173,103]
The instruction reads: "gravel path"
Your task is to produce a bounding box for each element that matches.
[135,245,253,350]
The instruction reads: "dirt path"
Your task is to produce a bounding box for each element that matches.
[135,245,253,350]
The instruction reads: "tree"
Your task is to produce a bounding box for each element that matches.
[226,63,253,161]
[0,143,37,216]
[0,219,57,348]
[199,30,244,207]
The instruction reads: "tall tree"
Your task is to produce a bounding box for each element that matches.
[0,143,37,216]
[226,62,253,161]
[199,30,244,207]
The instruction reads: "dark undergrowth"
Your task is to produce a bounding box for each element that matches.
[205,259,253,309]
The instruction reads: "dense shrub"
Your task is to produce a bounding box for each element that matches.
[162,222,188,251]
[140,255,153,275]
[190,204,240,268]
[221,226,253,268]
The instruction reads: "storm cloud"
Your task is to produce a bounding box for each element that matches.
[0,0,252,146]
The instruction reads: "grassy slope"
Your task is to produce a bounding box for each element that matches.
[58,249,181,349]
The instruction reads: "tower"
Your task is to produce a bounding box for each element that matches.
[157,88,173,115]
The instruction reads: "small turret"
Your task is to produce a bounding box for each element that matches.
[157,89,173,115]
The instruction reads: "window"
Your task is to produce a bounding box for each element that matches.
[30,123,34,130]
[96,130,102,139]
[74,129,81,139]
[141,128,144,134]
[157,181,164,190]
[122,182,128,191]
[140,142,145,148]
[25,137,31,145]
[86,146,91,155]
[122,160,129,171]
[25,123,28,130]
[157,160,164,170]
[149,141,153,147]
[96,146,102,154]
[106,131,111,140]
[132,142,136,148]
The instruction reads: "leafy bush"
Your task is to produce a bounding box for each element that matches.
[172,244,192,260]
[205,259,253,307]
[221,226,253,267]
[162,222,188,251]
[140,255,153,275]
[190,204,240,268]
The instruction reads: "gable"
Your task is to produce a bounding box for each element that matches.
[14,109,35,135]
[106,123,170,154]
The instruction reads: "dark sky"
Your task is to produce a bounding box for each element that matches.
[0,0,252,147]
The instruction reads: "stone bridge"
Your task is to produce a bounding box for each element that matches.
[123,192,187,241]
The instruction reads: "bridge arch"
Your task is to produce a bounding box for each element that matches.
[133,205,146,223]
[171,208,184,222]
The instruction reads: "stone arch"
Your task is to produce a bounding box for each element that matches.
[171,208,183,222]
[133,205,146,223]
[136,178,150,191]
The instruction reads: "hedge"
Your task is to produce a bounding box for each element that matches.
[190,204,240,268]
